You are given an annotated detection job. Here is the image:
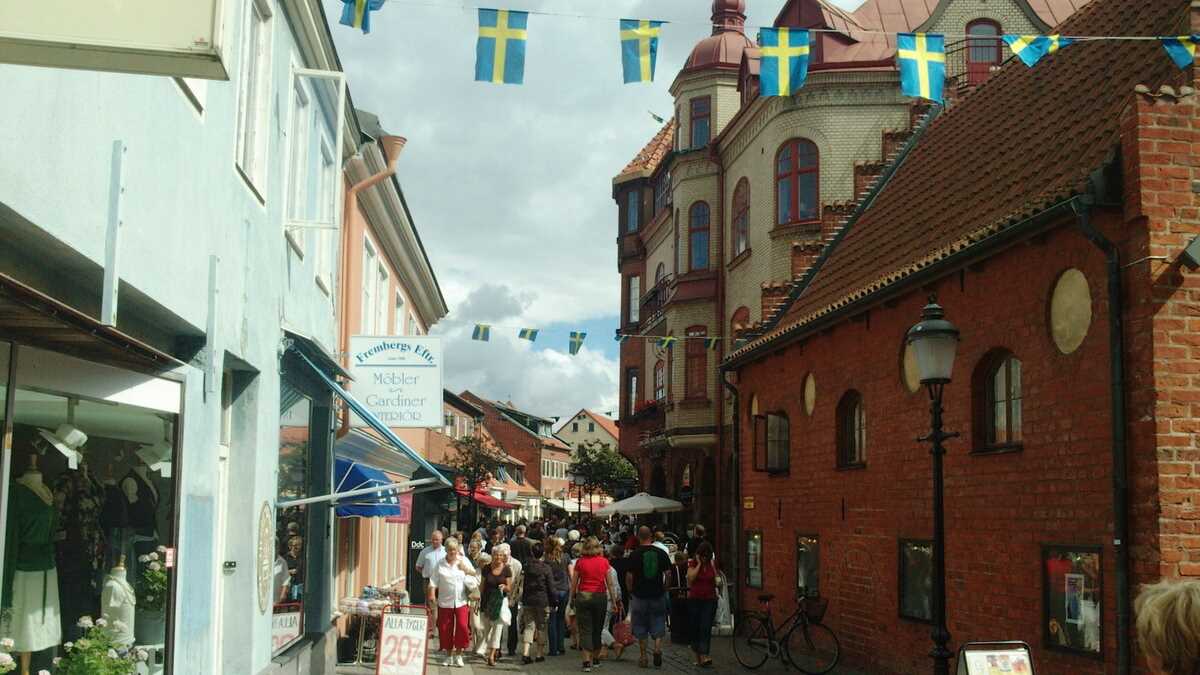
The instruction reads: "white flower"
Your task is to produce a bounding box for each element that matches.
[77,615,94,628]
[38,670,50,675]
[157,545,167,554]
[0,637,12,650]
[95,617,108,627]
[0,653,13,666]
[138,554,150,563]
[76,639,91,650]
[107,649,118,659]
[51,658,61,666]
[135,648,149,662]
[112,620,128,632]
[148,552,159,561]
[148,562,161,572]
[146,595,155,603]
[63,642,73,651]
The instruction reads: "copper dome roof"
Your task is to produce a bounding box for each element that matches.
[683,0,755,71]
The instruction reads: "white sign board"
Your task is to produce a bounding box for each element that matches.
[376,612,429,675]
[0,0,229,79]
[957,642,1035,675]
[271,610,302,653]
[349,336,443,428]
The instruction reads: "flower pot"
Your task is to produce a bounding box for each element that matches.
[134,608,165,646]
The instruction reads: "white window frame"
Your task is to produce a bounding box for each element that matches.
[362,239,378,334]
[408,314,419,336]
[394,291,406,335]
[313,137,336,296]
[234,0,274,200]
[284,67,347,232]
[628,275,640,323]
[285,72,311,256]
[376,264,390,335]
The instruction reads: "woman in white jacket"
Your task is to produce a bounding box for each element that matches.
[429,538,476,668]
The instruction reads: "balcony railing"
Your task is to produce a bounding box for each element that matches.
[945,37,1005,88]
[639,274,675,324]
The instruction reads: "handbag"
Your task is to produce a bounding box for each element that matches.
[612,618,636,647]
[463,573,480,592]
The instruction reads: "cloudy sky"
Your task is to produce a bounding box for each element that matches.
[328,0,861,420]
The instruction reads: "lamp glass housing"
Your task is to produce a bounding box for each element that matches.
[911,332,958,384]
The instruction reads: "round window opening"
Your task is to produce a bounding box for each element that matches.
[1050,268,1092,354]
[803,373,816,416]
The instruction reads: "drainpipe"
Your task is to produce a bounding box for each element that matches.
[1070,196,1130,675]
[721,370,740,615]
[712,144,728,559]
[336,135,407,437]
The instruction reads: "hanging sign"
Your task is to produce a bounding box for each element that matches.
[349,336,444,428]
[376,609,429,675]
[384,493,414,524]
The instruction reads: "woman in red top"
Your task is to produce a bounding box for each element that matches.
[686,542,720,668]
[571,536,621,672]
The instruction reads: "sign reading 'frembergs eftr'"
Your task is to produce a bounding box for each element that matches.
[348,336,444,428]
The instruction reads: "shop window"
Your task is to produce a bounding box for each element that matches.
[746,530,764,588]
[0,346,181,665]
[690,96,711,148]
[776,139,819,226]
[973,350,1022,451]
[766,412,790,473]
[689,203,710,271]
[797,534,819,597]
[685,326,707,399]
[836,390,866,467]
[1042,545,1102,655]
[732,177,750,256]
[275,379,312,653]
[899,539,933,621]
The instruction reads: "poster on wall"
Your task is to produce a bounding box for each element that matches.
[1042,545,1101,655]
[349,336,443,428]
[956,642,1036,675]
[376,609,429,675]
[272,606,303,653]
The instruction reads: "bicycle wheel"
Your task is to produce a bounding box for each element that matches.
[732,613,772,670]
[785,621,840,674]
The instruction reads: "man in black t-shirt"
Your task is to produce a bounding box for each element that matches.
[625,526,673,668]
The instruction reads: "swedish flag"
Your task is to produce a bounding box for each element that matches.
[620,19,664,84]
[472,324,491,342]
[339,0,385,34]
[657,336,677,349]
[476,9,528,85]
[705,337,721,351]
[519,328,539,342]
[1162,35,1200,69]
[569,332,586,355]
[1002,35,1074,67]
[758,28,810,97]
[897,33,946,103]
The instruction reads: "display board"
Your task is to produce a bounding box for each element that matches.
[0,0,229,79]
[957,642,1035,675]
[349,337,443,428]
[376,609,429,675]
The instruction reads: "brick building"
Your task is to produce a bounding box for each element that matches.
[461,392,573,519]
[721,0,1200,672]
[612,0,1083,561]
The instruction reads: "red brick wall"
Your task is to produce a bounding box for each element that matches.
[460,392,545,490]
[734,221,1124,674]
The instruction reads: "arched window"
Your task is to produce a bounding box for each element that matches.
[654,360,666,401]
[731,306,751,335]
[732,177,751,256]
[766,412,790,473]
[689,203,710,272]
[966,20,1002,85]
[655,262,666,285]
[973,351,1023,450]
[776,139,819,226]
[836,390,866,467]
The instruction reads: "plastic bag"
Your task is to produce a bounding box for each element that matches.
[500,601,512,626]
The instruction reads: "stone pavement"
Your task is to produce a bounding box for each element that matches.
[337,637,869,675]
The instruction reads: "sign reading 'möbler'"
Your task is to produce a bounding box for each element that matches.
[349,336,443,428]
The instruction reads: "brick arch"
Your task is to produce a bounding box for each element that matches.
[829,539,883,656]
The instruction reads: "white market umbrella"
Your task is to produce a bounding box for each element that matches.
[595,492,684,516]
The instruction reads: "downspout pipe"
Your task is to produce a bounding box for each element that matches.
[721,370,740,615]
[1070,195,1130,675]
[336,135,408,437]
[712,144,728,561]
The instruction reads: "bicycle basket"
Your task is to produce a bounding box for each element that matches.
[802,596,828,623]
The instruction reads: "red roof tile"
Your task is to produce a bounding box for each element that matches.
[584,410,620,442]
[616,119,675,182]
[736,0,1185,356]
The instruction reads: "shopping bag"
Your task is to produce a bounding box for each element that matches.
[500,601,512,626]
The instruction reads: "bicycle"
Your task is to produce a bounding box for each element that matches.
[732,591,840,673]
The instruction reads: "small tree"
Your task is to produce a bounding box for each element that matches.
[569,440,637,511]
[448,435,507,527]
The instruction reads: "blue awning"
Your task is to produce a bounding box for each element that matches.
[293,350,451,489]
[334,457,401,517]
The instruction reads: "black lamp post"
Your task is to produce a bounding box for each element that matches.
[906,296,960,675]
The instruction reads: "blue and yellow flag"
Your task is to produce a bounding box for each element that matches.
[758,28,810,96]
[476,9,528,85]
[615,334,630,344]
[897,33,946,103]
[1162,35,1200,69]
[705,337,721,351]
[1002,34,1074,67]
[657,336,677,349]
[518,328,539,342]
[620,19,664,84]
[339,0,385,34]
[472,324,491,342]
[569,332,587,355]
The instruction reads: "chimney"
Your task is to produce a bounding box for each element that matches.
[791,241,824,279]
[853,160,886,200]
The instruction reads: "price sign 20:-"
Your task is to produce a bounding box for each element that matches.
[376,611,429,675]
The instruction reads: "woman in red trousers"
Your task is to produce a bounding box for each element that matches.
[429,537,477,668]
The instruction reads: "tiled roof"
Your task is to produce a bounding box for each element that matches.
[733,0,1185,359]
[584,410,620,441]
[616,119,675,182]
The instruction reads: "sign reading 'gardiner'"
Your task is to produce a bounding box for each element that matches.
[349,336,443,428]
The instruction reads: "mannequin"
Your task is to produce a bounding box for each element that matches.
[100,556,135,647]
[121,462,159,538]
[3,455,62,675]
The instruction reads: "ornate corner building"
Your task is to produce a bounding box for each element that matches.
[611,0,1085,559]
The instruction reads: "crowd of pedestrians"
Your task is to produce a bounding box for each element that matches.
[415,515,724,671]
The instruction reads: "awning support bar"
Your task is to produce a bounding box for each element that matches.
[277,477,440,508]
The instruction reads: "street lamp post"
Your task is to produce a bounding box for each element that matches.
[567,470,581,515]
[906,296,960,675]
